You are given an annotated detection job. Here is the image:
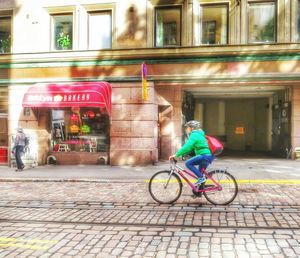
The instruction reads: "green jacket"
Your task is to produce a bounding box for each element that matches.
[176,129,211,157]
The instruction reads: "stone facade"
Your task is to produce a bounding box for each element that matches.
[2,0,300,166]
[110,82,158,165]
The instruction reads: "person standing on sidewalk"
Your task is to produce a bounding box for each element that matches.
[12,127,26,172]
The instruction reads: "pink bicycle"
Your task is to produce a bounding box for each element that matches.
[149,158,238,205]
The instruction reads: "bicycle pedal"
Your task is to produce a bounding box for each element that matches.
[192,190,202,198]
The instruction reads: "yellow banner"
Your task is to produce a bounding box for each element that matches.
[142,63,148,101]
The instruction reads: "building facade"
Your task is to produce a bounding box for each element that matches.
[0,0,300,166]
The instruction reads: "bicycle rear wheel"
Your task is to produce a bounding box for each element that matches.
[203,170,238,205]
[148,170,182,204]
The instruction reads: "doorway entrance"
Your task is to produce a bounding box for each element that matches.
[183,85,291,157]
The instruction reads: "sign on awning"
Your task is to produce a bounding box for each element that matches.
[22,82,112,115]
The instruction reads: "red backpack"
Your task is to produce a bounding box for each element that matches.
[206,135,223,156]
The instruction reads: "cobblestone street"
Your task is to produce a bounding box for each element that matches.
[0,180,299,257]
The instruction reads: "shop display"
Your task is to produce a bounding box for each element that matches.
[51,107,109,153]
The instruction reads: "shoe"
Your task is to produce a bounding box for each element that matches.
[15,169,22,172]
[195,177,206,185]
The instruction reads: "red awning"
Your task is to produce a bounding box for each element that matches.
[22,82,112,115]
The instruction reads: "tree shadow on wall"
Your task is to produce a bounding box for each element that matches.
[70,4,146,80]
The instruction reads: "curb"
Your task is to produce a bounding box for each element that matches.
[0,178,300,185]
[0,178,145,183]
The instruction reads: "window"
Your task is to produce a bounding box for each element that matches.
[0,16,11,53]
[155,7,181,47]
[88,11,112,49]
[51,107,109,153]
[200,5,228,45]
[298,0,300,41]
[0,86,8,148]
[248,2,276,43]
[0,86,8,114]
[52,14,73,50]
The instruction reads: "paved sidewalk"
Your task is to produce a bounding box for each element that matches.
[0,157,299,182]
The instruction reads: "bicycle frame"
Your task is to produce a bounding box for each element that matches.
[170,161,222,193]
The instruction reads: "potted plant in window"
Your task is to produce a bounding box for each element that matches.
[0,36,11,53]
[56,32,71,50]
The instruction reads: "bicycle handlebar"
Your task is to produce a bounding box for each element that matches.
[170,157,177,164]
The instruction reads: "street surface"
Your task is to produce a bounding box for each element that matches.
[0,157,299,257]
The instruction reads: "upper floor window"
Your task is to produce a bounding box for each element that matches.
[88,11,112,49]
[155,7,181,47]
[248,2,276,43]
[200,5,228,45]
[52,14,73,50]
[0,16,11,53]
[298,0,300,41]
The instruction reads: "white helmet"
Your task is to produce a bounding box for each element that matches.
[184,120,201,129]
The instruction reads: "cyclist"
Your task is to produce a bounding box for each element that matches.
[169,120,213,185]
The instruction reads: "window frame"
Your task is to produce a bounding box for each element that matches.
[50,12,74,51]
[297,0,300,41]
[247,0,277,44]
[87,10,112,50]
[199,3,229,45]
[154,5,182,47]
[0,15,12,54]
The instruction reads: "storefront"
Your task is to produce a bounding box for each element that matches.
[22,82,112,165]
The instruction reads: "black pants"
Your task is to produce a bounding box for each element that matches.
[15,145,24,169]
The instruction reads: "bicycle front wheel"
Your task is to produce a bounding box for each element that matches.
[203,170,238,205]
[148,170,182,204]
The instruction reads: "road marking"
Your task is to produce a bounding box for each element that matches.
[0,237,57,250]
[236,179,300,185]
[0,243,49,250]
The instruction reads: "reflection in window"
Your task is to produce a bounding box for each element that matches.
[52,14,73,50]
[88,11,112,49]
[200,5,228,45]
[155,7,181,47]
[248,2,275,43]
[0,17,11,53]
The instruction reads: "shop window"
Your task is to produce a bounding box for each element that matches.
[155,7,181,47]
[52,14,73,50]
[248,2,276,43]
[0,86,8,113]
[200,5,228,45]
[0,86,8,148]
[88,11,112,49]
[51,107,109,153]
[0,16,11,53]
[0,117,8,147]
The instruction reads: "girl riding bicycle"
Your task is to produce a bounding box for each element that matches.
[169,120,213,185]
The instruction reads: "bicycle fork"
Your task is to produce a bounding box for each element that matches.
[164,170,175,189]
